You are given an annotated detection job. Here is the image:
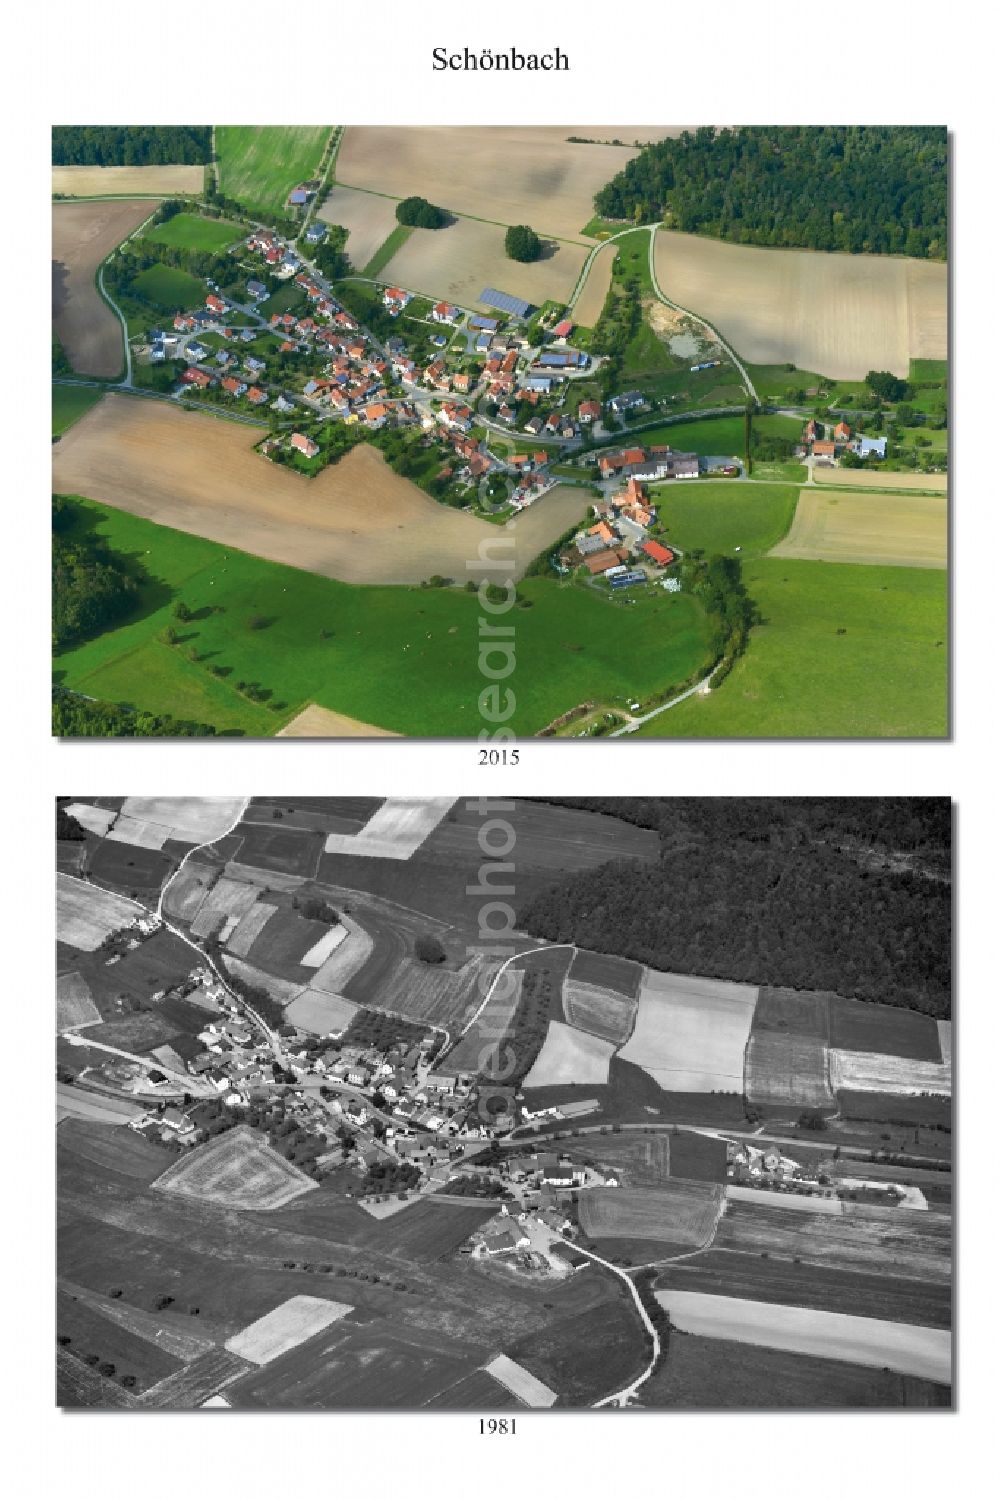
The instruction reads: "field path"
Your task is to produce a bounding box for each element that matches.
[455,944,576,1039]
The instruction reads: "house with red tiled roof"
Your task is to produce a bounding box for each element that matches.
[812,440,837,459]
[431,301,460,323]
[221,376,247,397]
[179,367,213,388]
[289,432,319,458]
[246,386,267,405]
[578,400,601,423]
[364,402,390,429]
[205,294,226,315]
[833,421,852,443]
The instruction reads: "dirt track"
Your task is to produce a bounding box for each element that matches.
[771,489,947,568]
[51,395,590,584]
[654,230,947,379]
[53,200,155,375]
[336,127,682,242]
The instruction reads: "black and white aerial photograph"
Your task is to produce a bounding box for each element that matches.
[55,795,952,1411]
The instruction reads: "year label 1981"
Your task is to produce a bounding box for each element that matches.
[479,1417,516,1434]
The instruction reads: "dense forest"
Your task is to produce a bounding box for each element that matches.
[52,691,218,738]
[52,497,138,650]
[518,799,951,1016]
[52,126,211,167]
[594,127,947,259]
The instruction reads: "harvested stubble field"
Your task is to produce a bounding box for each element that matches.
[153,1127,319,1211]
[378,215,589,310]
[573,239,617,325]
[716,1198,951,1284]
[619,969,758,1092]
[772,489,947,568]
[323,797,455,860]
[814,468,947,494]
[53,200,157,376]
[829,1049,951,1097]
[51,396,590,584]
[317,185,400,271]
[745,1031,833,1111]
[568,948,643,998]
[284,988,358,1035]
[654,230,947,379]
[53,164,205,197]
[226,1295,353,1365]
[336,127,676,243]
[522,1019,617,1087]
[57,873,139,950]
[562,979,636,1044]
[57,971,101,1032]
[579,1182,723,1249]
[121,797,246,845]
[276,704,399,737]
[654,1291,951,1385]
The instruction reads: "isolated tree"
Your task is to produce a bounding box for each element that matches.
[396,196,447,229]
[505,224,542,262]
[414,934,446,965]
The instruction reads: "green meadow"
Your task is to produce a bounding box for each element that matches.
[216,126,330,215]
[54,500,713,737]
[651,481,799,559]
[640,557,948,738]
[142,213,244,253]
[52,384,104,436]
[131,264,206,311]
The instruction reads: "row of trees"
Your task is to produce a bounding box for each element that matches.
[53,126,211,167]
[517,799,951,1015]
[594,127,947,259]
[52,690,218,737]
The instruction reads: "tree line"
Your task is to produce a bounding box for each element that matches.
[52,496,138,649]
[517,799,951,1016]
[594,127,947,259]
[53,126,212,167]
[52,691,219,737]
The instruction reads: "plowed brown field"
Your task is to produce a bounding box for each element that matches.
[53,200,156,375]
[51,395,589,584]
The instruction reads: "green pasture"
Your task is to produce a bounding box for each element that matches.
[143,213,243,253]
[216,127,330,215]
[52,384,103,436]
[53,500,713,737]
[131,264,206,311]
[650,482,799,560]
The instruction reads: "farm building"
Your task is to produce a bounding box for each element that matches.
[480,287,532,319]
[641,540,675,566]
[856,435,888,458]
[469,315,499,332]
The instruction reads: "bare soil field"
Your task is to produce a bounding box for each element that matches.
[153,1126,319,1210]
[226,1295,353,1365]
[483,1353,557,1408]
[619,969,758,1092]
[653,230,948,379]
[57,971,101,1032]
[277,704,399,737]
[317,185,400,270]
[53,201,156,375]
[379,215,589,309]
[827,995,942,1061]
[812,467,948,495]
[642,1330,946,1409]
[829,1049,951,1097]
[336,127,677,242]
[52,396,590,584]
[523,1019,617,1087]
[283,988,359,1035]
[745,1031,833,1111]
[573,240,617,324]
[654,1290,951,1384]
[64,802,116,836]
[53,164,204,197]
[323,797,456,860]
[563,979,637,1044]
[771,489,947,568]
[579,1183,723,1248]
[122,797,246,845]
[57,873,139,950]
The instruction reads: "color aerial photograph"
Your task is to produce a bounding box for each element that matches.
[51,126,948,739]
[55,796,952,1410]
